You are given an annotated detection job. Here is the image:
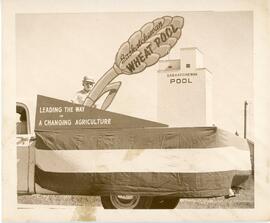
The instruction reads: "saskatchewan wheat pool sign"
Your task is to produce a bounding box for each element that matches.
[84,16,184,108]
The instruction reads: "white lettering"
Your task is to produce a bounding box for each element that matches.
[39,106,63,113]
[75,118,112,125]
[44,119,72,126]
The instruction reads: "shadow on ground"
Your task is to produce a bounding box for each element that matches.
[18,177,254,209]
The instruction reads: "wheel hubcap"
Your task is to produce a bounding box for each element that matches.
[110,195,140,209]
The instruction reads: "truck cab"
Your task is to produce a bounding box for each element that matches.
[16,102,35,194]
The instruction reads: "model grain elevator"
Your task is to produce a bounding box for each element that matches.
[157,47,213,127]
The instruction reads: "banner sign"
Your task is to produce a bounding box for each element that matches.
[35,95,167,131]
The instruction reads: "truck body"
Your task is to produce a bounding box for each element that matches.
[17,95,253,209]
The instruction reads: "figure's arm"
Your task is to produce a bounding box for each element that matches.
[71,92,79,104]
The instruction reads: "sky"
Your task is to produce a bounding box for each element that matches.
[16,11,253,139]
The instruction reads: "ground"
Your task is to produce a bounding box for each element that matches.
[18,177,254,209]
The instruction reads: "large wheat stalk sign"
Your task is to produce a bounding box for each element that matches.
[84,16,184,110]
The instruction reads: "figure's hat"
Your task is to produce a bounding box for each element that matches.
[82,76,95,83]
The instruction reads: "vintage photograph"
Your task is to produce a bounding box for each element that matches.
[15,11,254,212]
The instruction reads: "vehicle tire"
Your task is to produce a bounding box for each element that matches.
[101,195,153,209]
[150,196,180,209]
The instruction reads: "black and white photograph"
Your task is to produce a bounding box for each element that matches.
[2,0,270,222]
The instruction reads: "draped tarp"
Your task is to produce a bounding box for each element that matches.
[35,127,217,150]
[34,127,252,197]
[34,95,252,197]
